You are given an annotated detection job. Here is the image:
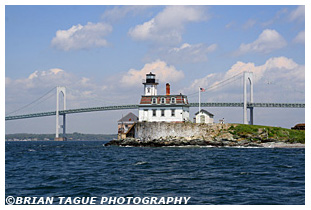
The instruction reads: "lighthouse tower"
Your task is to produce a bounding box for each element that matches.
[143,72,158,96]
[138,72,190,122]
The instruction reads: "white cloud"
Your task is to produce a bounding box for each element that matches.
[128,6,208,44]
[5,68,142,134]
[224,56,301,83]
[5,63,185,116]
[293,30,305,44]
[51,22,112,51]
[171,43,191,52]
[289,5,305,22]
[184,56,304,103]
[120,60,184,87]
[261,8,288,27]
[5,68,110,114]
[185,73,217,93]
[28,68,64,79]
[236,29,287,55]
[243,19,256,29]
[165,43,217,63]
[171,43,217,53]
[225,21,236,29]
[101,6,153,22]
[8,68,70,89]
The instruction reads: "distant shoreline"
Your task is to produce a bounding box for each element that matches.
[5,133,117,141]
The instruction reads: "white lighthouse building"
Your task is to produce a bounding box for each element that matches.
[138,72,190,122]
[143,72,158,96]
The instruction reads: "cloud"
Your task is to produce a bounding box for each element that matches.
[185,73,218,93]
[51,22,112,51]
[28,68,64,79]
[7,68,71,89]
[164,43,217,63]
[5,68,111,114]
[101,6,153,22]
[293,30,305,44]
[128,6,208,44]
[5,62,185,115]
[120,60,184,87]
[261,8,288,27]
[224,57,301,83]
[225,21,236,29]
[183,56,304,103]
[289,5,305,22]
[243,19,256,29]
[235,29,287,55]
[5,68,141,134]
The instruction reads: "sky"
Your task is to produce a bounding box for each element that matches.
[4,3,306,134]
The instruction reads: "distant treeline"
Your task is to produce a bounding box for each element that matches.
[5,132,117,141]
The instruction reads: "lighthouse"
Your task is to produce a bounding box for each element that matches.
[143,72,158,96]
[138,72,190,122]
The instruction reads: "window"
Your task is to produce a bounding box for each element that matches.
[152,97,157,104]
[171,109,175,117]
[161,109,165,117]
[171,97,176,104]
[152,109,157,117]
[161,97,165,104]
[147,87,150,93]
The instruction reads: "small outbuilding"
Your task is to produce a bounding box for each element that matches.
[118,112,138,139]
[194,109,214,124]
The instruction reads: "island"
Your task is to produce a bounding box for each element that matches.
[105,123,305,148]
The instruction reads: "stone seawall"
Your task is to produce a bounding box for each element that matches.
[135,122,230,140]
[105,122,305,148]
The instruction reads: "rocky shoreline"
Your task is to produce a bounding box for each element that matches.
[104,137,305,148]
[105,123,304,148]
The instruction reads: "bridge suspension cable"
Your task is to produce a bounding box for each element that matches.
[6,87,56,116]
[204,72,243,92]
[187,71,244,99]
[65,86,127,108]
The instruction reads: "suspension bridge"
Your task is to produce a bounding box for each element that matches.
[5,71,305,140]
[5,102,305,121]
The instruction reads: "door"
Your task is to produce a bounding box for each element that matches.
[200,115,205,123]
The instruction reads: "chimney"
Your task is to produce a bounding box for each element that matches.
[166,83,170,95]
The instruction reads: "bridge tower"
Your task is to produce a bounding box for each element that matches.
[55,86,66,141]
[243,72,254,125]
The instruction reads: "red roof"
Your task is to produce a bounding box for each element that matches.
[139,95,188,105]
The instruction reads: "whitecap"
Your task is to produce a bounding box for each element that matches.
[134,161,148,165]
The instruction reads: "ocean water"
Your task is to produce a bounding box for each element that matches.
[5,141,305,205]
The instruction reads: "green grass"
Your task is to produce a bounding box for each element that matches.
[228,124,305,143]
[229,124,259,135]
[287,129,305,143]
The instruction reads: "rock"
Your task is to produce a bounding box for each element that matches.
[104,123,303,147]
[237,139,249,145]
[217,132,235,141]
[260,138,277,143]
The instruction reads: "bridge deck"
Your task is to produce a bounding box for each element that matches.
[5,102,305,121]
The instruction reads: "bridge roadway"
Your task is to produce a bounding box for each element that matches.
[5,102,305,121]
